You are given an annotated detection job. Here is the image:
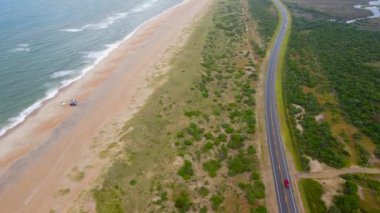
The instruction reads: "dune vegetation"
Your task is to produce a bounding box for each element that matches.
[92,0,279,212]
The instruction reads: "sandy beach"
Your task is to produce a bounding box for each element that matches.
[0,0,210,212]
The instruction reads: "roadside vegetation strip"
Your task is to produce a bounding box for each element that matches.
[93,0,269,212]
[281,3,380,171]
[298,179,326,213]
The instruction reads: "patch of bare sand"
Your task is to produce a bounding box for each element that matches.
[292,104,305,133]
[315,113,325,123]
[307,156,331,173]
[0,0,211,212]
[319,177,344,207]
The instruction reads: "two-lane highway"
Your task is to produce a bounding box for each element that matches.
[264,0,298,212]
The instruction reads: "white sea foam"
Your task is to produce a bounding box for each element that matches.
[9,44,30,53]
[0,0,186,138]
[132,0,160,12]
[61,12,128,32]
[51,70,76,79]
[0,89,58,137]
[62,0,160,33]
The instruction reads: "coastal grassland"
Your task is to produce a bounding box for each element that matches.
[283,6,380,171]
[298,179,326,213]
[93,0,269,212]
[92,8,213,212]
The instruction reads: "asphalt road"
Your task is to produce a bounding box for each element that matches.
[264,0,298,212]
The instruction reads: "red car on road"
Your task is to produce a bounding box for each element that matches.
[284,179,290,188]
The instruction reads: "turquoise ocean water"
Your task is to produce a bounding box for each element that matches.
[0,0,182,136]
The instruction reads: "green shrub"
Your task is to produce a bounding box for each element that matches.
[186,122,204,140]
[198,186,209,197]
[247,145,256,155]
[199,207,208,213]
[203,159,222,177]
[177,131,185,138]
[354,142,370,166]
[332,181,360,213]
[203,142,214,152]
[254,206,267,213]
[238,181,265,204]
[129,179,137,186]
[178,160,194,180]
[374,147,380,159]
[184,110,202,117]
[216,133,227,142]
[227,134,245,149]
[210,194,224,210]
[228,154,253,176]
[175,192,193,213]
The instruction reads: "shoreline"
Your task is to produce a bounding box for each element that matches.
[0,0,187,139]
[0,0,210,212]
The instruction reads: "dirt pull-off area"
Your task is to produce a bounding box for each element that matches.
[300,166,380,179]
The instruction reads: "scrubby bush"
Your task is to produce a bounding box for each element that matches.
[332,181,360,213]
[198,186,209,197]
[203,141,214,152]
[210,194,224,210]
[227,134,245,149]
[254,206,267,213]
[228,154,253,176]
[178,160,194,180]
[175,192,192,213]
[203,159,222,177]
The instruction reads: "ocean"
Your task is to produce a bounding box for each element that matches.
[0,0,183,137]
